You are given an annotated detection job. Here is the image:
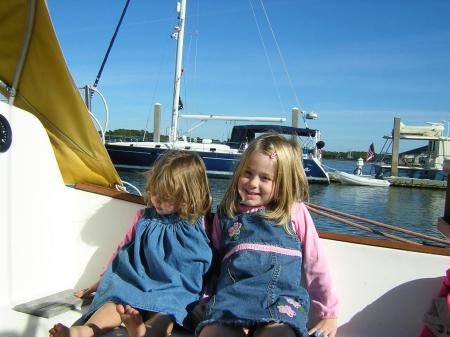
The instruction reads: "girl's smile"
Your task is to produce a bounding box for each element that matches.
[238,151,276,207]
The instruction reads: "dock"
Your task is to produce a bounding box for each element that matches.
[329,172,447,189]
[386,176,447,189]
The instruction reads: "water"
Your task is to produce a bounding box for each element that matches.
[118,159,448,246]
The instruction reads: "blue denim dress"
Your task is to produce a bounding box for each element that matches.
[197,210,310,337]
[76,208,212,329]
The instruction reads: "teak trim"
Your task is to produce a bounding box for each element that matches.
[74,183,450,257]
[75,183,145,205]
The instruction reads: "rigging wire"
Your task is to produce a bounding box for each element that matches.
[143,51,168,141]
[257,0,308,127]
[182,35,191,138]
[248,0,286,116]
[193,0,200,114]
[11,88,93,157]
[180,0,200,138]
[184,35,192,114]
[91,0,131,96]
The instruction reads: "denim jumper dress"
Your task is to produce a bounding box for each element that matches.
[76,208,212,330]
[198,210,310,337]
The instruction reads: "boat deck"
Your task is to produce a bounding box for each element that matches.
[2,102,449,337]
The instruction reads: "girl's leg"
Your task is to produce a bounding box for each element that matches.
[117,304,174,337]
[199,323,247,337]
[142,312,174,337]
[49,302,122,337]
[253,323,296,337]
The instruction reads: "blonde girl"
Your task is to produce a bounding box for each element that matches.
[197,133,338,337]
[50,150,213,337]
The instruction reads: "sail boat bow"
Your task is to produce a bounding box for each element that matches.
[0,0,121,188]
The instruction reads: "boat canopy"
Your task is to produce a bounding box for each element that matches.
[228,124,317,148]
[0,0,122,188]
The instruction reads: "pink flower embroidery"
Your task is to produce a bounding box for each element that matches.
[228,222,242,240]
[286,298,301,309]
[277,304,296,318]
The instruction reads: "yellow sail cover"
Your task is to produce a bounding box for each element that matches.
[0,0,122,188]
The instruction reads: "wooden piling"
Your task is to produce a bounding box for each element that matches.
[292,107,299,128]
[438,160,450,239]
[153,103,161,142]
[391,117,401,176]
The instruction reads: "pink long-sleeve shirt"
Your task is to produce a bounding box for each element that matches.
[100,209,144,276]
[209,202,339,319]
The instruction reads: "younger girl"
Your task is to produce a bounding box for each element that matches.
[50,150,213,337]
[197,133,339,337]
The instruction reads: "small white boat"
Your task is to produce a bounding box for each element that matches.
[334,171,391,187]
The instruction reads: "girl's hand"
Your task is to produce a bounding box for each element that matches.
[73,279,100,298]
[308,318,337,337]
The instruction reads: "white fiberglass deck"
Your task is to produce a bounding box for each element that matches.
[1,102,449,337]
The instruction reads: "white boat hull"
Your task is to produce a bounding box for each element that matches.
[1,102,448,337]
[334,171,391,187]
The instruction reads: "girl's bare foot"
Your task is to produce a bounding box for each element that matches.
[49,324,70,337]
[49,324,91,337]
[117,304,146,337]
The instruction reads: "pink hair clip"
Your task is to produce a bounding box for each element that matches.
[269,151,277,160]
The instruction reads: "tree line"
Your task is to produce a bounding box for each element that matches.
[321,151,368,160]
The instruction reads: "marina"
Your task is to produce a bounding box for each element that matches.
[323,116,449,189]
[1,1,449,337]
[107,120,330,183]
[118,159,448,245]
[326,157,447,189]
[103,0,330,183]
[373,117,450,183]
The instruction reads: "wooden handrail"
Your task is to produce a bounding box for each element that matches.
[318,231,450,256]
[307,202,450,246]
[306,205,420,245]
[73,183,450,256]
[74,183,145,205]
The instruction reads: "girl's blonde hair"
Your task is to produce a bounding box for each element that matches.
[144,150,212,223]
[219,133,309,230]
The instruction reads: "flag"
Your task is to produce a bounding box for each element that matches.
[366,143,375,162]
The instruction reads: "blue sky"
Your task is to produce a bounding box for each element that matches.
[47,0,450,152]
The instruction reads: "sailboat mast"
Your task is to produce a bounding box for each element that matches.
[169,0,186,143]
